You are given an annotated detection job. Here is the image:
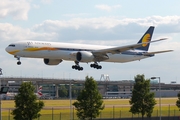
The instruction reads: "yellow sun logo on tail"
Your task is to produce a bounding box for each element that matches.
[142,34,151,47]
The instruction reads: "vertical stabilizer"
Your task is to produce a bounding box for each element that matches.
[38,86,43,96]
[136,26,155,51]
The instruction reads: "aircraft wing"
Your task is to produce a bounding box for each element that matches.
[92,38,168,61]
[92,43,148,61]
[92,38,168,55]
[143,50,173,56]
[93,43,146,55]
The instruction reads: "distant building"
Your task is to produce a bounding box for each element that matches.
[0,77,180,99]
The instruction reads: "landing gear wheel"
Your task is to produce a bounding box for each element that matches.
[72,65,83,71]
[72,61,83,71]
[79,67,83,71]
[90,64,94,68]
[97,66,102,69]
[72,65,75,69]
[14,56,21,65]
[17,61,21,65]
[90,63,102,69]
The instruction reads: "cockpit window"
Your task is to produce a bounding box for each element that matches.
[9,44,15,47]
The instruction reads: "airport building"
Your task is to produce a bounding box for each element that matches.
[0,77,180,99]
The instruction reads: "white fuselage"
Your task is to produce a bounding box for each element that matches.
[5,41,151,63]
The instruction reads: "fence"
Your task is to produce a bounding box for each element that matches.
[2,106,180,120]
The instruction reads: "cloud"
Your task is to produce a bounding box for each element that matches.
[0,23,28,41]
[1,15,180,83]
[41,0,53,4]
[1,15,178,60]
[63,13,89,18]
[32,16,180,31]
[0,23,60,43]
[29,16,180,43]
[0,0,30,20]
[95,4,121,12]
[32,4,40,9]
[1,15,180,48]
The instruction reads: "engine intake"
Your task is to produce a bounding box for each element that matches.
[76,51,94,62]
[44,59,62,65]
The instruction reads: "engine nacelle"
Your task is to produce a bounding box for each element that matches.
[44,59,62,65]
[76,51,94,62]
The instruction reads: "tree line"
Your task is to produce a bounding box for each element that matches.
[58,84,82,98]
[11,74,180,120]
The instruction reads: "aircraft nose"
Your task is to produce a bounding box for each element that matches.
[5,46,13,54]
[5,46,9,53]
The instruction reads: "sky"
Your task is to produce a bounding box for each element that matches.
[0,0,180,83]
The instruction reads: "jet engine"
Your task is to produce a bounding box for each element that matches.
[44,58,63,65]
[76,51,94,62]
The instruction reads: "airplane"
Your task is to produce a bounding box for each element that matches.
[35,86,43,98]
[5,92,17,100]
[5,86,43,99]
[5,26,173,71]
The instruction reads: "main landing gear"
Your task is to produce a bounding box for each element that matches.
[14,56,21,65]
[72,62,102,71]
[72,61,83,71]
[90,62,102,69]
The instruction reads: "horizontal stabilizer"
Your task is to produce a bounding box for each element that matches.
[144,50,173,55]
[150,38,168,43]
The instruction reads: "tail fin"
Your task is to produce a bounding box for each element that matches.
[136,26,155,51]
[38,86,43,96]
[38,91,43,96]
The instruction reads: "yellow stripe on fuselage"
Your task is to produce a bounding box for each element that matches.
[24,47,58,51]
[8,50,20,55]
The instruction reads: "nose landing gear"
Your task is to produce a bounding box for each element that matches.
[17,61,21,65]
[14,56,21,65]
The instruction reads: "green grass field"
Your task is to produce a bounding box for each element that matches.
[2,98,180,120]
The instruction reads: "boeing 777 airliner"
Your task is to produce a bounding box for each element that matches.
[5,26,173,71]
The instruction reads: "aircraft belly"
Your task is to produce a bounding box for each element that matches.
[105,54,149,63]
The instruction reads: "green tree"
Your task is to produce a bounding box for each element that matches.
[72,85,82,98]
[73,76,104,120]
[58,85,68,98]
[12,82,44,120]
[129,74,156,119]
[176,92,180,109]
